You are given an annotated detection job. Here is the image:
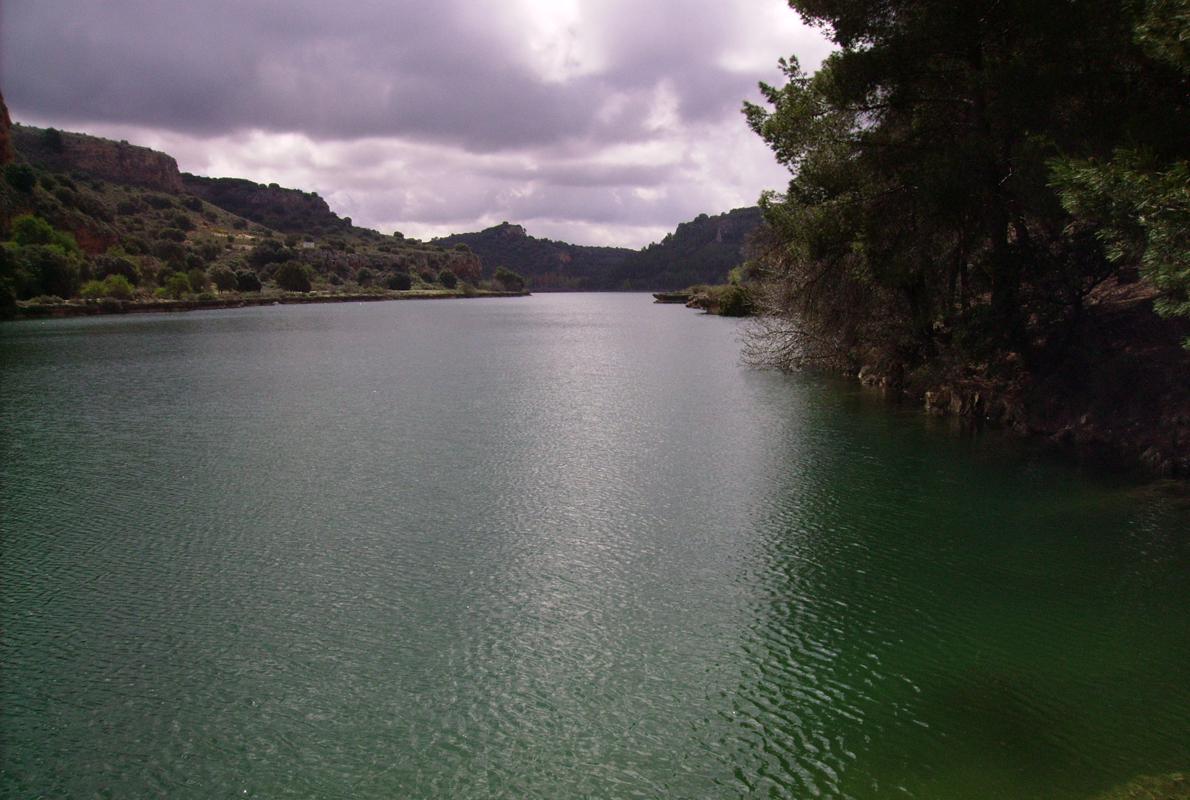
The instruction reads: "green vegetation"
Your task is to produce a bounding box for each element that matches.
[80,274,134,300]
[743,0,1189,369]
[609,207,762,291]
[737,0,1189,474]
[0,124,518,317]
[493,266,526,292]
[274,262,312,293]
[385,271,412,291]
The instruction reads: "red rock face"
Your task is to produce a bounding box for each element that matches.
[71,224,119,256]
[0,93,13,165]
[444,250,482,282]
[11,124,183,193]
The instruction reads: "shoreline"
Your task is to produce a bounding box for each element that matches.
[7,289,530,320]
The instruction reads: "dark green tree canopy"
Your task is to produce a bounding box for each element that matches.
[744,0,1189,367]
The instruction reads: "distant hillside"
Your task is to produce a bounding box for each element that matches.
[3,116,765,300]
[607,206,762,291]
[435,223,633,290]
[436,209,763,291]
[1,121,486,311]
[182,174,349,235]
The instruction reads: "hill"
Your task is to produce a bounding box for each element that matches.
[434,223,633,290]
[436,208,763,291]
[606,206,762,291]
[0,116,494,313]
[1,108,765,305]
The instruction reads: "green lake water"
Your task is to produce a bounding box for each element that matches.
[1,293,1186,799]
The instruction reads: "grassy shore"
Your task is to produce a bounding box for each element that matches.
[10,288,529,319]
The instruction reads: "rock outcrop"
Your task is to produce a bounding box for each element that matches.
[11,124,183,192]
[0,93,13,165]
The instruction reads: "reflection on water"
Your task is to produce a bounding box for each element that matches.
[1,295,1186,799]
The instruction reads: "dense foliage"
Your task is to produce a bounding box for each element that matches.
[608,207,762,291]
[744,0,1189,369]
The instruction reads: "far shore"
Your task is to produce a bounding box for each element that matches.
[7,289,530,320]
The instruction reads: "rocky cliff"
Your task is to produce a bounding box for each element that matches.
[11,124,182,192]
[0,94,12,165]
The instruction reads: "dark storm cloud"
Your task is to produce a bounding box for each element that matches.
[0,0,819,151]
[2,0,602,150]
[0,0,832,246]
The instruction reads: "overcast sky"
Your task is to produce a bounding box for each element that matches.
[0,1,831,247]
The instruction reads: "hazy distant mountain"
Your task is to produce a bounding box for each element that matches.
[437,208,763,291]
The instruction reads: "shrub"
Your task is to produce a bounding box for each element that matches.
[419,269,436,284]
[385,272,412,291]
[172,212,195,232]
[716,284,755,317]
[10,215,78,253]
[145,194,174,210]
[116,198,145,216]
[80,274,135,300]
[180,196,203,212]
[122,236,148,255]
[197,240,222,262]
[235,269,262,292]
[158,227,187,242]
[273,261,312,292]
[41,128,65,152]
[438,269,458,289]
[152,240,186,264]
[4,164,36,193]
[94,253,141,285]
[248,239,289,269]
[187,268,209,293]
[356,267,376,287]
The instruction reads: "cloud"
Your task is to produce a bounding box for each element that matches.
[0,0,832,247]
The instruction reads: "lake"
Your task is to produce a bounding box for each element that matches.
[1,293,1186,799]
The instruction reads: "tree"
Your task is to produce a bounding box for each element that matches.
[80,274,135,300]
[247,238,290,269]
[493,266,526,292]
[4,164,36,193]
[438,269,458,289]
[1049,0,1190,338]
[209,265,238,292]
[158,272,192,299]
[11,215,78,253]
[235,269,262,293]
[187,268,209,294]
[385,271,412,290]
[742,0,1187,368]
[274,261,312,292]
